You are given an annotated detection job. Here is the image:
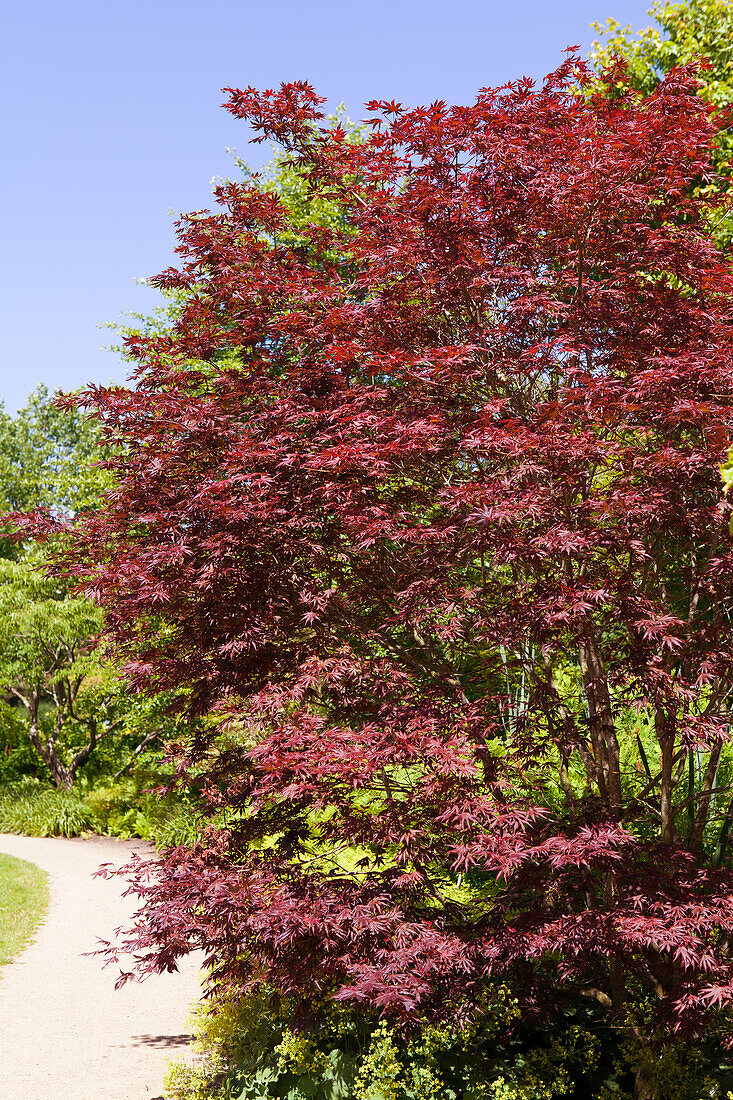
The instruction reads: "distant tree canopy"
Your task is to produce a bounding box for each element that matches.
[0,547,123,788]
[592,0,733,103]
[0,385,106,525]
[0,388,124,787]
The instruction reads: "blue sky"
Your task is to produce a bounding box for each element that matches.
[2,0,655,412]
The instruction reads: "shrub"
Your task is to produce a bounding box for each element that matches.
[164,988,614,1100]
[0,702,47,783]
[0,776,200,846]
[163,986,733,1100]
[0,780,94,837]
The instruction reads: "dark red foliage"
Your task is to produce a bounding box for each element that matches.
[69,59,733,1037]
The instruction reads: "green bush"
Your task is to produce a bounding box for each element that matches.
[163,986,733,1100]
[0,702,48,784]
[164,988,608,1100]
[0,776,200,846]
[0,780,94,836]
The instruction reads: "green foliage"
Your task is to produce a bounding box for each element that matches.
[163,988,620,1100]
[0,546,106,692]
[0,383,107,524]
[0,781,94,836]
[0,700,46,782]
[618,1032,730,1100]
[0,852,49,965]
[160,984,733,1100]
[591,0,733,103]
[0,384,123,786]
[0,392,211,789]
[0,776,200,844]
[0,543,122,786]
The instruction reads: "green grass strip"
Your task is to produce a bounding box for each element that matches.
[0,852,49,966]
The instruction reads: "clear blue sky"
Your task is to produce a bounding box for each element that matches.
[2,0,655,413]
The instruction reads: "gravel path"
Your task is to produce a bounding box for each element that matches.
[0,833,202,1100]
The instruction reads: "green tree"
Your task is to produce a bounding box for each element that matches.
[0,545,123,788]
[592,0,733,102]
[0,387,122,787]
[0,384,106,522]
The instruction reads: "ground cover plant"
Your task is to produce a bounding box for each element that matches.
[49,50,733,1100]
[164,986,733,1099]
[0,852,48,966]
[0,776,199,843]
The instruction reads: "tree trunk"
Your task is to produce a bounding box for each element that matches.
[656,709,676,845]
[47,753,73,790]
[634,1066,659,1099]
[27,698,74,789]
[579,630,622,817]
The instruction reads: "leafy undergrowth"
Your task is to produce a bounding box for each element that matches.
[165,992,604,1100]
[0,852,49,965]
[162,986,733,1100]
[0,777,199,847]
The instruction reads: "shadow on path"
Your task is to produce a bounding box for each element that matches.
[131,1032,195,1048]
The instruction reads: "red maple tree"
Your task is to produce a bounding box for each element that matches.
[63,57,733,1062]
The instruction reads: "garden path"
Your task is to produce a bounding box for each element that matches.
[0,833,201,1100]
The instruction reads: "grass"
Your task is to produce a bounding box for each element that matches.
[0,852,49,965]
[0,777,200,845]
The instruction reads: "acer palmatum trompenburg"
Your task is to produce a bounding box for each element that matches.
[51,57,733,1092]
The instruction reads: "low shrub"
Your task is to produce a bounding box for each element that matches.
[0,702,48,784]
[163,989,603,1100]
[0,776,200,846]
[0,781,94,837]
[163,987,733,1100]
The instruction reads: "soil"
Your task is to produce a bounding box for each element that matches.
[0,833,202,1100]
